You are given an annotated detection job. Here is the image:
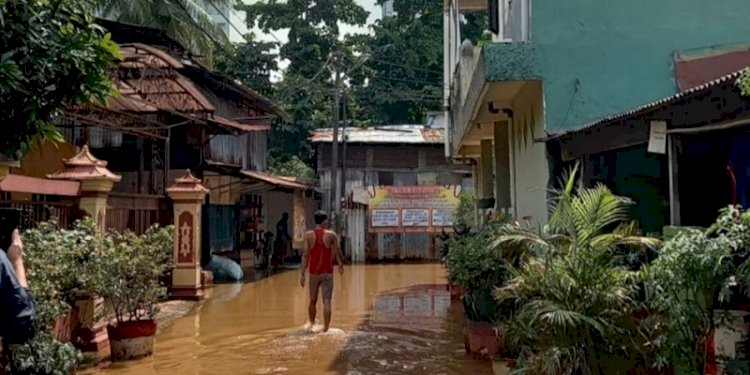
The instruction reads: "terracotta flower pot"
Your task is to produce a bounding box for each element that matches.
[463,319,501,360]
[108,320,158,361]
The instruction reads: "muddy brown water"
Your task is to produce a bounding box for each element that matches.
[88,264,490,375]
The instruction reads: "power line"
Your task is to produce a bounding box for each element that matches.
[204,0,247,41]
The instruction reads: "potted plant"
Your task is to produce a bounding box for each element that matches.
[491,164,661,374]
[100,226,171,361]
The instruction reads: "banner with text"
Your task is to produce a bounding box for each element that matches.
[368,185,462,233]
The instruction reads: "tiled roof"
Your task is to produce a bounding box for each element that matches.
[47,145,122,182]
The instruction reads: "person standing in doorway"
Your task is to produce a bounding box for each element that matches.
[300,211,344,333]
[275,213,291,266]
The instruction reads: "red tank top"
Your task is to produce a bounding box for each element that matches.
[309,229,333,275]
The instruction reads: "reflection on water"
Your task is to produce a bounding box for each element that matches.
[85,264,490,375]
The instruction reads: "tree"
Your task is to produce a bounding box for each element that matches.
[214,33,278,97]
[347,0,489,125]
[0,0,120,157]
[240,0,368,163]
[97,0,229,63]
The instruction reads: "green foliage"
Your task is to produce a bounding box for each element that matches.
[239,0,367,163]
[7,332,82,375]
[644,206,750,372]
[98,0,229,63]
[12,221,173,373]
[492,163,660,374]
[454,191,476,229]
[214,33,278,97]
[738,68,750,98]
[0,0,119,157]
[445,226,507,322]
[22,218,112,327]
[100,225,174,323]
[267,153,315,179]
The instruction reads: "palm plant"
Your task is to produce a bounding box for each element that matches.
[492,163,661,374]
[97,0,230,62]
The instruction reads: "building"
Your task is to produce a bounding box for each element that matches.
[199,0,247,43]
[1,20,318,274]
[310,118,472,261]
[382,0,395,17]
[443,0,750,226]
[549,66,750,233]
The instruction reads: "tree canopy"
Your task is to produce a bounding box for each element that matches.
[98,0,230,63]
[0,0,120,157]
[219,0,488,171]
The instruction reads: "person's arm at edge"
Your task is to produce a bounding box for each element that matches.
[333,233,344,274]
[300,232,310,287]
[8,229,27,288]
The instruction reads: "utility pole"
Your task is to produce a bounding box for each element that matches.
[340,91,348,257]
[329,50,342,232]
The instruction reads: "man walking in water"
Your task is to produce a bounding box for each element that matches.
[300,211,344,333]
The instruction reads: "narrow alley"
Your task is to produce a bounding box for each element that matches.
[87,265,489,375]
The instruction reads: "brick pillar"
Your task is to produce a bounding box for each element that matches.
[167,170,209,301]
[48,144,121,362]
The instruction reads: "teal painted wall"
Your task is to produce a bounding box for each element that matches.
[531,0,750,133]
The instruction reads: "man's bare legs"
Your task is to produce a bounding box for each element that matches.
[308,299,317,327]
[322,299,332,333]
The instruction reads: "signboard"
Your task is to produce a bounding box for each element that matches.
[371,209,400,227]
[647,121,667,154]
[431,209,454,227]
[402,209,429,227]
[368,185,461,233]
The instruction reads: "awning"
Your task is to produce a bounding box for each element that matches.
[0,175,81,196]
[240,170,314,191]
[208,116,270,134]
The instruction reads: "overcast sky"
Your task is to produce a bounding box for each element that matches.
[240,0,382,44]
[235,0,382,78]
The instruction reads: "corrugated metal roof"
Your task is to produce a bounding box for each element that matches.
[310,125,445,144]
[209,116,270,133]
[240,170,315,190]
[551,68,747,140]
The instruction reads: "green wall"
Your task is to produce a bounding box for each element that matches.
[492,0,750,133]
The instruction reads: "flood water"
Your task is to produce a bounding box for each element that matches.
[89,264,490,375]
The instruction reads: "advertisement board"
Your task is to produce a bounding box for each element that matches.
[368,185,461,233]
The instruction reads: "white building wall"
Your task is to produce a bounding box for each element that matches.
[509,81,549,226]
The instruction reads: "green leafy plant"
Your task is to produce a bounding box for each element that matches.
[7,332,82,375]
[100,225,173,323]
[644,206,750,373]
[10,218,113,374]
[1,0,120,157]
[22,218,112,326]
[445,226,508,322]
[492,163,660,374]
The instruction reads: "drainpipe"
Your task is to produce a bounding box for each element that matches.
[443,0,452,160]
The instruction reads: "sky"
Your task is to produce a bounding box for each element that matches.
[234,0,383,79]
[238,0,382,44]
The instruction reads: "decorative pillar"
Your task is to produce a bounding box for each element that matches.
[47,145,121,232]
[47,145,121,363]
[166,170,209,301]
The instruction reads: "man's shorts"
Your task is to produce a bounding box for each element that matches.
[309,273,333,301]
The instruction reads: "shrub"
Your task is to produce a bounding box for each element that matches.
[100,225,174,323]
[445,226,508,322]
